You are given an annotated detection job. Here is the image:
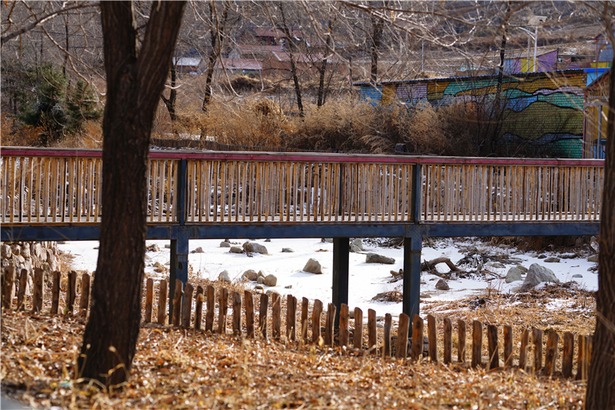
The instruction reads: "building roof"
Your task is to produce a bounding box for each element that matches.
[173,57,201,66]
[235,44,284,55]
[217,58,262,71]
[254,27,303,39]
[269,51,344,64]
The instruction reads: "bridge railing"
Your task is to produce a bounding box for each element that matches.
[0,148,604,225]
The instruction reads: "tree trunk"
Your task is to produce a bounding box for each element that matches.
[78,1,185,387]
[279,2,304,117]
[369,13,384,83]
[586,52,615,410]
[317,18,333,108]
[201,1,230,114]
[161,64,178,124]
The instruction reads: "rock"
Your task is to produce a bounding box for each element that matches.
[537,254,546,259]
[486,262,505,269]
[321,238,333,243]
[254,284,264,293]
[560,253,577,259]
[284,285,292,289]
[350,238,364,253]
[435,279,450,290]
[190,247,205,254]
[164,244,171,249]
[229,246,243,254]
[365,253,395,264]
[220,241,231,248]
[258,271,266,279]
[264,239,271,243]
[243,241,268,255]
[12,245,20,256]
[218,270,231,283]
[507,257,523,264]
[146,243,160,252]
[281,248,294,253]
[588,255,599,263]
[544,257,560,263]
[303,258,323,274]
[520,264,560,291]
[264,274,277,287]
[572,274,583,278]
[266,289,280,297]
[1,244,11,259]
[505,266,525,283]
[257,276,265,284]
[515,265,528,273]
[20,244,31,259]
[243,269,258,281]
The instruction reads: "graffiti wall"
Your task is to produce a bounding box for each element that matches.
[358,70,587,158]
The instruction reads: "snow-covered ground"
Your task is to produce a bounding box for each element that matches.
[60,238,598,318]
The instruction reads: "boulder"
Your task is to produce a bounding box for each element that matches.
[257,276,265,284]
[588,255,599,263]
[1,244,11,259]
[520,264,560,291]
[572,274,583,278]
[243,241,268,255]
[515,265,528,273]
[20,244,31,259]
[218,270,231,283]
[264,274,277,287]
[544,257,560,263]
[254,284,264,293]
[350,238,364,253]
[303,258,323,274]
[505,266,525,283]
[229,246,243,254]
[435,279,450,290]
[281,248,294,253]
[365,253,395,265]
[486,261,505,269]
[243,269,258,281]
[190,247,205,254]
[220,241,231,248]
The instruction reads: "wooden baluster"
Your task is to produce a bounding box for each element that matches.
[78,272,90,317]
[2,267,15,309]
[354,307,363,350]
[157,279,168,325]
[181,283,193,328]
[519,328,530,371]
[427,315,438,363]
[50,270,60,315]
[259,293,269,340]
[312,299,323,344]
[458,320,466,364]
[397,313,410,360]
[411,315,424,361]
[232,291,242,336]
[487,324,499,370]
[544,331,559,377]
[172,279,183,327]
[443,317,452,364]
[205,285,215,332]
[67,270,77,315]
[562,332,574,379]
[503,325,513,368]
[144,278,153,323]
[286,295,297,342]
[368,308,377,354]
[218,287,228,334]
[383,313,392,358]
[576,335,588,380]
[301,297,309,342]
[16,268,28,311]
[32,268,43,314]
[271,292,281,341]
[325,303,336,347]
[194,286,204,330]
[244,290,254,338]
[472,320,483,368]
[532,327,543,374]
[339,303,349,348]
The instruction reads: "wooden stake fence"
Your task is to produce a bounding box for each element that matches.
[0,270,594,380]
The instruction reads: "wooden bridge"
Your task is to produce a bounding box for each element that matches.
[0,147,603,322]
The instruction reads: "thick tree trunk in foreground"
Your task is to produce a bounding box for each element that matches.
[78,1,185,387]
[586,52,615,410]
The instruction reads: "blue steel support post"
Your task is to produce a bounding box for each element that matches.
[332,237,349,327]
[403,235,422,333]
[169,159,189,321]
[410,164,422,223]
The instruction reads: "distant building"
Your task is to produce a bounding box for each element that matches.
[215,58,262,76]
[262,51,346,77]
[584,68,610,159]
[172,57,202,74]
[504,50,558,74]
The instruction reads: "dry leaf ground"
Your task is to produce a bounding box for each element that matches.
[1,282,593,410]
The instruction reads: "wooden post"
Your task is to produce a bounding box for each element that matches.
[232,291,242,336]
[472,320,483,368]
[443,317,452,365]
[205,285,215,332]
[367,308,377,354]
[32,268,43,314]
[2,266,15,309]
[194,286,204,330]
[411,314,424,361]
[576,335,587,380]
[171,279,183,327]
[532,327,543,374]
[562,331,574,378]
[487,324,499,370]
[427,315,437,363]
[397,313,410,359]
[271,292,281,341]
[17,268,28,311]
[383,313,392,358]
[544,331,559,377]
[301,297,309,342]
[78,272,90,317]
[503,325,513,368]
[51,271,60,315]
[157,279,168,325]
[519,328,530,371]
[67,270,77,315]
[259,293,269,340]
[354,307,363,350]
[244,290,254,338]
[457,319,466,364]
[339,303,349,348]
[218,287,228,334]
[312,299,323,344]
[181,283,193,328]
[325,303,336,347]
[286,295,297,342]
[144,278,153,323]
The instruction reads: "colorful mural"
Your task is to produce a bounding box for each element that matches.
[357,70,587,158]
[584,68,610,159]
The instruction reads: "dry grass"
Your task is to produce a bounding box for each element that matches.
[2,281,593,409]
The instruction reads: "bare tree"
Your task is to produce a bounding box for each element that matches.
[77,1,186,386]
